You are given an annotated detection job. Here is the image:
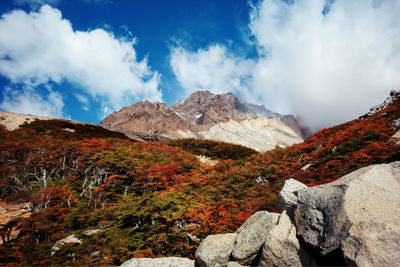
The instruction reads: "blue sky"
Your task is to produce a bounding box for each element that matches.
[0,0,399,131]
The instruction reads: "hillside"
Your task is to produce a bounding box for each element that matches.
[100,91,303,152]
[0,111,169,143]
[0,92,399,265]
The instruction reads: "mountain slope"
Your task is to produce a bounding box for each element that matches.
[100,101,190,138]
[0,110,168,142]
[171,91,279,129]
[0,91,398,265]
[100,91,303,151]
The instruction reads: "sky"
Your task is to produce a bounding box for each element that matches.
[0,0,399,131]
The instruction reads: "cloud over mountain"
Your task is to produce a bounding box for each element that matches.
[171,0,400,131]
[170,45,255,100]
[249,0,400,131]
[0,5,161,118]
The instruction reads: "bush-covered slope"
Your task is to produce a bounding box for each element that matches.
[0,99,399,265]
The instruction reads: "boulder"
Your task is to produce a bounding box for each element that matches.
[259,210,315,267]
[120,257,194,267]
[393,118,400,128]
[231,211,279,265]
[295,161,400,266]
[51,234,82,256]
[392,130,400,144]
[275,178,307,216]
[195,233,236,267]
[227,261,246,267]
[300,163,311,171]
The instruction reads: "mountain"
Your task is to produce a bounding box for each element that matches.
[100,91,303,151]
[0,91,398,265]
[0,110,168,142]
[170,91,279,128]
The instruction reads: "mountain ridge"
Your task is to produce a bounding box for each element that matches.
[100,90,303,151]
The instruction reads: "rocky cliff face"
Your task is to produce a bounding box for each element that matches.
[100,101,190,138]
[171,91,279,130]
[100,91,303,151]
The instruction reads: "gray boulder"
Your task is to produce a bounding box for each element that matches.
[276,178,307,217]
[259,210,315,267]
[300,163,311,171]
[392,130,400,144]
[227,261,246,267]
[393,118,400,128]
[231,211,279,265]
[195,233,236,267]
[51,234,82,256]
[120,257,194,267]
[295,161,400,266]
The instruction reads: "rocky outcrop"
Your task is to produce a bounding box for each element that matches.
[193,210,309,267]
[120,257,195,267]
[193,161,400,266]
[280,114,303,138]
[231,211,279,265]
[51,234,82,256]
[392,130,400,144]
[195,233,236,267]
[200,117,303,152]
[360,90,399,118]
[259,211,314,267]
[100,91,303,151]
[275,178,307,217]
[295,161,400,266]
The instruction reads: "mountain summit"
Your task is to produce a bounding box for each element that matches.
[101,91,303,151]
[171,90,279,128]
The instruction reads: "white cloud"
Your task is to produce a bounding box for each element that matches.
[74,93,90,111]
[74,93,89,105]
[249,0,400,131]
[14,0,60,9]
[170,0,400,131]
[0,5,161,118]
[0,86,65,117]
[170,45,255,99]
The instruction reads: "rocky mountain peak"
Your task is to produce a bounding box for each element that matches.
[100,90,304,151]
[171,91,280,128]
[101,100,189,138]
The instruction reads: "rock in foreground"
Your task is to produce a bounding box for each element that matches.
[275,178,307,217]
[195,233,236,267]
[295,161,400,266]
[259,210,315,267]
[231,211,279,265]
[120,257,194,267]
